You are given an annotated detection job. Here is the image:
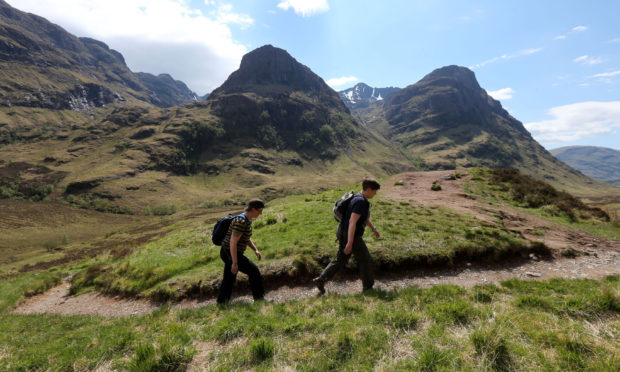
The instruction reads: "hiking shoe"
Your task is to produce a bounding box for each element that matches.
[362,286,374,294]
[312,277,325,295]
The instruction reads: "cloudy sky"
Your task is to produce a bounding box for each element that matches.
[6,0,620,150]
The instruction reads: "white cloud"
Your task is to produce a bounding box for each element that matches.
[590,70,620,78]
[573,55,603,65]
[326,76,358,88]
[470,47,542,69]
[609,37,620,43]
[524,101,620,142]
[5,0,254,94]
[554,25,588,41]
[487,88,515,100]
[574,55,588,63]
[277,0,329,17]
[572,25,588,32]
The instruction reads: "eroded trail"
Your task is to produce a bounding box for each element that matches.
[12,249,619,317]
[12,171,620,317]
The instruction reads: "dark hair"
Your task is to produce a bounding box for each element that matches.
[245,198,265,212]
[362,178,381,191]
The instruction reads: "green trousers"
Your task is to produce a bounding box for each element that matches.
[317,226,374,290]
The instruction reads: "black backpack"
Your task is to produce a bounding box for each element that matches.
[333,191,356,222]
[212,214,247,245]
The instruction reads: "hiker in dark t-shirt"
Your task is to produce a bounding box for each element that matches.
[217,199,266,304]
[312,178,381,295]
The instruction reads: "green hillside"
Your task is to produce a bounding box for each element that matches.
[0,45,415,212]
[551,146,620,186]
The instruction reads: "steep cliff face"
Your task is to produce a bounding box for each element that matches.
[0,0,196,110]
[202,45,360,157]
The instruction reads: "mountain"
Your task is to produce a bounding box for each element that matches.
[0,44,415,210]
[0,0,196,111]
[338,83,400,109]
[351,65,592,187]
[550,146,620,186]
[201,44,364,158]
[165,45,414,175]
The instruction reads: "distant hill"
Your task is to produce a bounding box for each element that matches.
[551,146,620,186]
[0,0,196,110]
[338,83,400,109]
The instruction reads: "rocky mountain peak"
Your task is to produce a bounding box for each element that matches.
[338,83,400,109]
[209,44,331,98]
[420,65,481,90]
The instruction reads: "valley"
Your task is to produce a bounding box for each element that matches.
[0,1,618,369]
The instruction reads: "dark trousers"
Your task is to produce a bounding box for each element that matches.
[317,226,374,290]
[217,245,265,304]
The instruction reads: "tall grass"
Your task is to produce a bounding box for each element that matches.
[1,273,618,371]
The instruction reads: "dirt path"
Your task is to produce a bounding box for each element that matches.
[12,249,619,316]
[12,171,620,317]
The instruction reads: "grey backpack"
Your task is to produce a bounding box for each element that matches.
[333,191,355,222]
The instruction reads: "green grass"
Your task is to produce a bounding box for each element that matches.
[68,185,535,300]
[2,274,618,371]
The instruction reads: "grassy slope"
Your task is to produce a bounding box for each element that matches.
[0,100,415,213]
[69,183,536,301]
[0,199,158,274]
[1,271,618,371]
[0,174,619,370]
[465,168,620,240]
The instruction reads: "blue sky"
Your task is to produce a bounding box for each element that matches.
[7,0,620,150]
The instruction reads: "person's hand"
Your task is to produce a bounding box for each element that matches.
[255,250,262,260]
[231,262,238,275]
[344,242,353,255]
[373,228,380,239]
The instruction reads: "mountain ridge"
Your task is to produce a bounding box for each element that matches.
[0,0,196,110]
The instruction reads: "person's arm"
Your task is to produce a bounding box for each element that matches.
[366,219,380,239]
[249,238,261,260]
[230,231,241,274]
[344,212,361,255]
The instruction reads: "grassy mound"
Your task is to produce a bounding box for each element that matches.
[466,168,618,239]
[69,185,542,301]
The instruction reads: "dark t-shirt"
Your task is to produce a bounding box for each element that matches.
[341,193,370,237]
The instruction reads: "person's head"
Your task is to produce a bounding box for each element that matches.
[361,178,380,199]
[245,198,265,218]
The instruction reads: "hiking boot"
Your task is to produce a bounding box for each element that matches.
[312,277,325,295]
